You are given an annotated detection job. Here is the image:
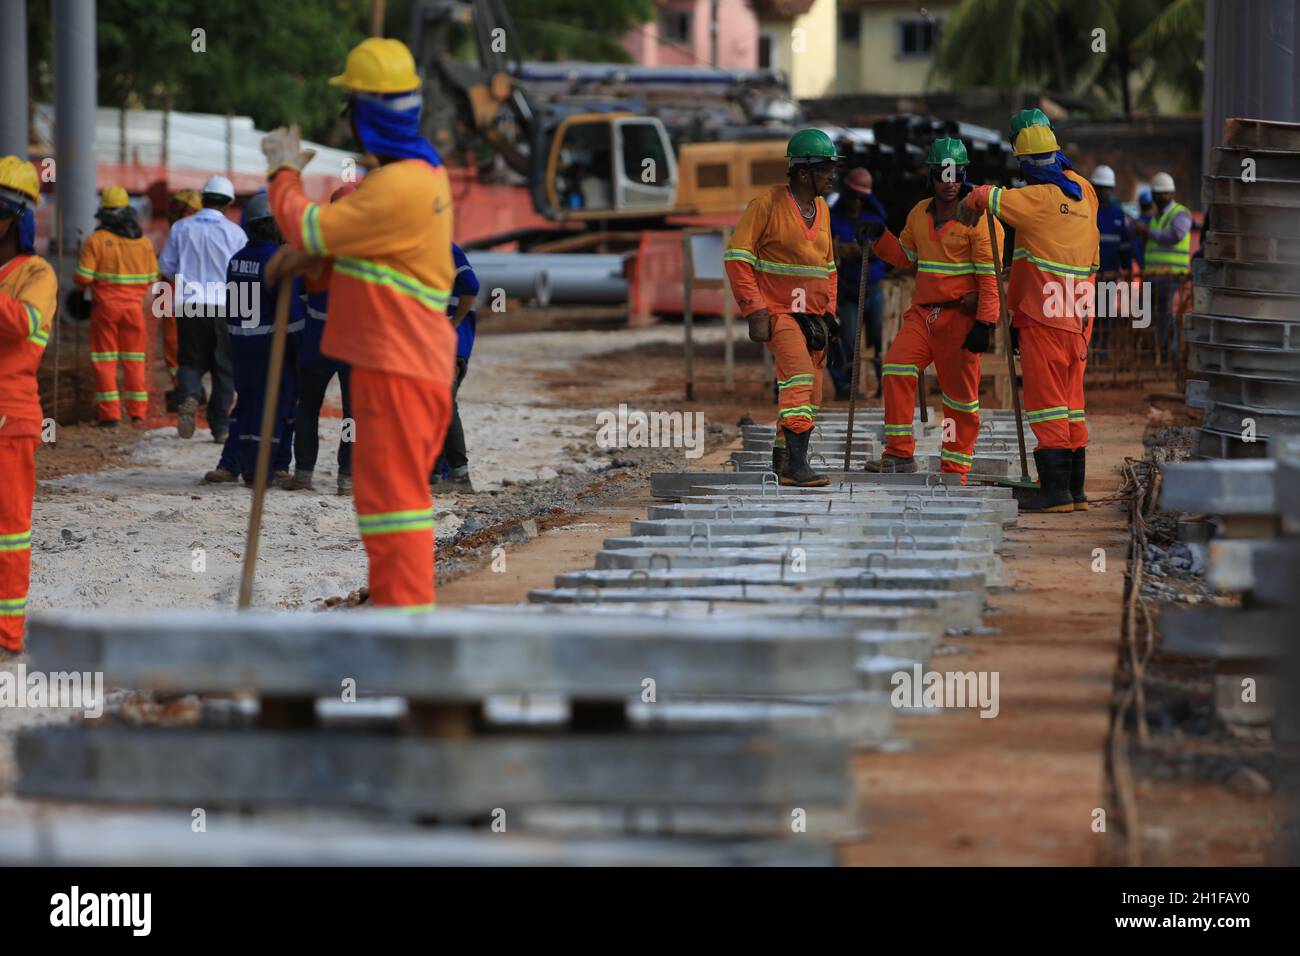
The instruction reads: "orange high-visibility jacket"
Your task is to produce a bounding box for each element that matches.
[874,198,1004,325]
[0,254,57,421]
[269,162,456,386]
[968,170,1100,333]
[74,229,159,309]
[725,184,837,318]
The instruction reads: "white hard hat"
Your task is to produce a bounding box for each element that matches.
[1150,172,1175,193]
[1090,164,1116,188]
[202,175,235,200]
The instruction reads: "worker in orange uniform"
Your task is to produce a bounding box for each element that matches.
[0,157,56,654]
[161,188,201,408]
[959,110,1100,512]
[725,128,839,487]
[74,187,159,426]
[262,38,456,612]
[864,138,1002,481]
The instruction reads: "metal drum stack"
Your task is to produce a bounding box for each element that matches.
[1192,117,1300,459]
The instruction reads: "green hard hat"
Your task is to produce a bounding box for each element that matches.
[786,128,840,165]
[926,137,969,167]
[1010,108,1052,139]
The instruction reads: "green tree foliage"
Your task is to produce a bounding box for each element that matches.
[503,0,656,62]
[24,0,660,144]
[930,0,1205,117]
[28,0,369,143]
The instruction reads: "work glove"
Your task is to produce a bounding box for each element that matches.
[261,124,317,176]
[956,197,983,227]
[856,220,885,246]
[63,288,91,321]
[265,246,324,286]
[962,321,994,354]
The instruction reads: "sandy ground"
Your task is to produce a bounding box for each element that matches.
[7,320,1266,865]
[26,322,733,615]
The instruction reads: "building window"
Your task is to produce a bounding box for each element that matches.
[758,33,774,69]
[660,10,693,45]
[897,17,941,58]
[840,12,861,44]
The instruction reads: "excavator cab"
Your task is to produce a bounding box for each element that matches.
[535,112,678,221]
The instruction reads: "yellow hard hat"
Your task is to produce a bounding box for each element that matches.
[1013,124,1060,157]
[172,188,202,212]
[329,38,421,94]
[0,155,42,208]
[100,186,129,209]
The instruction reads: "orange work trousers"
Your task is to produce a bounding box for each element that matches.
[882,304,983,477]
[0,418,40,652]
[351,367,451,611]
[769,313,825,434]
[1018,320,1089,451]
[91,301,149,421]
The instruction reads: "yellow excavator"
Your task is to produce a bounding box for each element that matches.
[410,0,797,226]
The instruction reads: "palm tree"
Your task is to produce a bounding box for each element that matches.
[930,0,1205,118]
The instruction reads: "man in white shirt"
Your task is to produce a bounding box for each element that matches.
[158,175,247,442]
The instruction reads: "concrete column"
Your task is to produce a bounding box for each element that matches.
[54,0,97,252]
[0,0,28,157]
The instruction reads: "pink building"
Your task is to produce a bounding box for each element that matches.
[621,0,759,70]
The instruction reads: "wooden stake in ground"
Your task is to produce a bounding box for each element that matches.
[985,209,1030,481]
[238,280,293,608]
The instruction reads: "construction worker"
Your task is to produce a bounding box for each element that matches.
[280,184,355,496]
[1130,171,1191,365]
[161,188,202,408]
[725,127,839,488]
[73,187,159,427]
[159,175,246,443]
[829,167,888,400]
[1090,164,1131,360]
[1132,189,1154,272]
[863,138,1003,481]
[430,242,480,493]
[0,157,55,654]
[263,37,456,612]
[202,191,300,486]
[959,109,1100,513]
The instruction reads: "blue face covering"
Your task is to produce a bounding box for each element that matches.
[352,92,442,168]
[17,208,35,254]
[1019,150,1083,201]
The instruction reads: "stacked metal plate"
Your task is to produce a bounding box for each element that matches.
[1191,118,1300,459]
[1159,451,1298,730]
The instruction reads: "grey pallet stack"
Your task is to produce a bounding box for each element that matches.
[9,609,865,865]
[1159,456,1298,729]
[1190,118,1300,459]
[528,475,1016,734]
[0,812,835,866]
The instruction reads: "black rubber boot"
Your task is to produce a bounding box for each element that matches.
[1071,448,1089,511]
[780,429,829,487]
[772,431,788,477]
[864,454,917,474]
[1018,448,1076,513]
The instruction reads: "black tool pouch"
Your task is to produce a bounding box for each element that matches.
[793,313,828,352]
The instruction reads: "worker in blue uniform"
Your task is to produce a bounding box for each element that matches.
[1090,165,1132,360]
[430,243,481,493]
[203,190,301,486]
